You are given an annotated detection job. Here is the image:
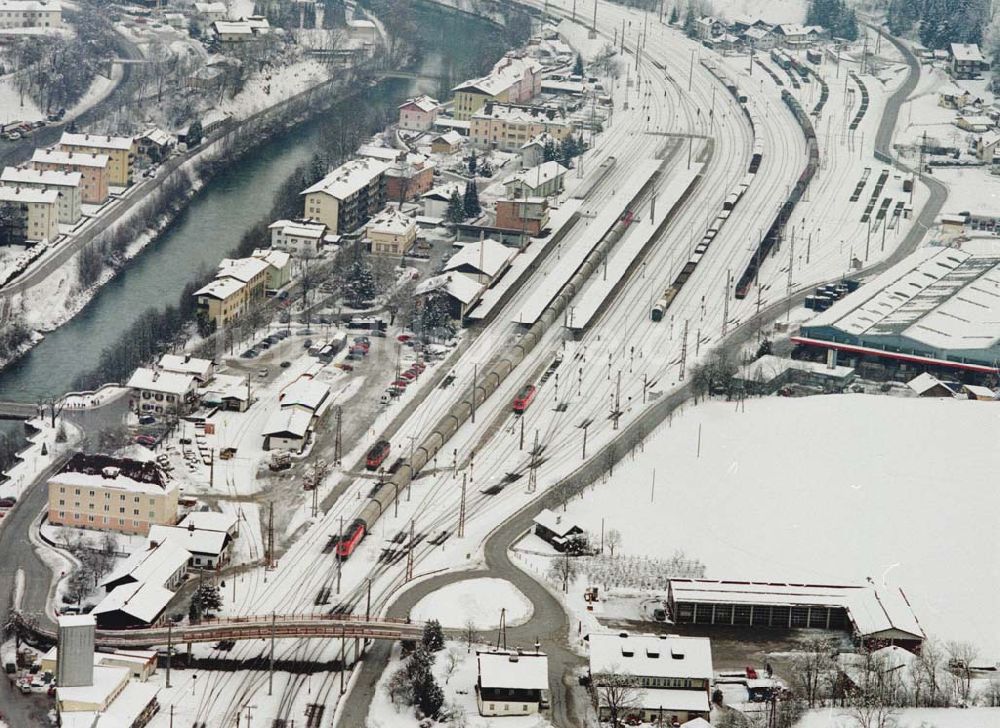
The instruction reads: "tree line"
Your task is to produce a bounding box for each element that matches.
[887,0,989,48]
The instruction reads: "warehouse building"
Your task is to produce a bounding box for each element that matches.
[795,248,1000,383]
[667,579,925,652]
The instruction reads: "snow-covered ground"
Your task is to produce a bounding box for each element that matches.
[411,578,533,629]
[797,707,1000,728]
[705,0,806,23]
[368,640,554,728]
[554,393,1000,657]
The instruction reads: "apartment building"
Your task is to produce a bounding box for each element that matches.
[48,453,179,537]
[0,186,59,243]
[300,158,389,234]
[194,256,269,327]
[470,104,573,152]
[452,55,542,121]
[58,132,136,187]
[31,148,109,204]
[397,95,441,131]
[0,167,82,224]
[126,367,198,416]
[268,218,327,256]
[0,0,61,29]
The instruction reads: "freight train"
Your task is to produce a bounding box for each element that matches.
[735,89,819,299]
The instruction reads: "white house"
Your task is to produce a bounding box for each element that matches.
[148,523,232,570]
[476,651,549,716]
[126,368,197,416]
[503,161,568,198]
[262,407,313,452]
[268,219,327,257]
[421,182,461,219]
[157,354,214,383]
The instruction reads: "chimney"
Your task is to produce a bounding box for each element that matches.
[101,466,120,479]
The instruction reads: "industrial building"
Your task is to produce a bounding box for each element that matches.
[795,248,1000,382]
[667,579,925,652]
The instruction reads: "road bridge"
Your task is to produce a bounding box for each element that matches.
[15,611,425,649]
[0,401,40,420]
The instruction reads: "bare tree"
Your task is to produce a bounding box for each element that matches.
[848,651,901,728]
[547,553,578,593]
[463,618,476,654]
[443,649,460,684]
[788,637,835,708]
[909,638,947,707]
[947,641,979,704]
[593,669,641,727]
[605,528,622,557]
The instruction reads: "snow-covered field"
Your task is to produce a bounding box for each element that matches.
[411,578,533,629]
[556,394,1000,657]
[797,707,1000,728]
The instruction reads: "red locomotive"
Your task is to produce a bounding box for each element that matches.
[336,519,367,560]
[512,384,537,414]
[365,440,391,470]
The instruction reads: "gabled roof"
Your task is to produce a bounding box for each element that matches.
[422,182,461,202]
[279,378,330,412]
[92,580,173,624]
[415,272,484,305]
[194,276,244,300]
[504,161,568,191]
[532,507,581,537]
[301,158,391,201]
[367,207,415,236]
[60,132,133,151]
[217,256,269,283]
[951,43,985,63]
[0,186,58,205]
[177,510,238,534]
[100,542,190,591]
[126,368,196,396]
[269,219,326,239]
[252,247,291,270]
[32,148,109,168]
[1,166,81,188]
[263,407,313,439]
[906,372,956,396]
[399,95,440,113]
[478,651,548,690]
[432,130,464,146]
[589,633,714,680]
[443,238,515,278]
[148,524,230,557]
[158,354,213,380]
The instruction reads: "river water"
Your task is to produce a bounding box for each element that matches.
[0,1,514,459]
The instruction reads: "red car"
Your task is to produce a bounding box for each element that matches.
[397,334,412,342]
[391,379,410,388]
[400,371,416,381]
[134,434,156,448]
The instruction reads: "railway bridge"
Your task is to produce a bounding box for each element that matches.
[16,611,424,649]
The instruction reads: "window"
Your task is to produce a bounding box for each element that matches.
[58,499,64,506]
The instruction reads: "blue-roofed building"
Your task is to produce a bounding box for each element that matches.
[793,248,1000,382]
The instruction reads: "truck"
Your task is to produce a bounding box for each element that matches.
[269,451,291,471]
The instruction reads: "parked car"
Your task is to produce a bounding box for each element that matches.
[138,415,156,425]
[135,435,156,448]
[303,338,313,349]
[400,371,416,381]
[279,361,291,368]
[336,362,354,372]
[257,368,269,378]
[391,379,410,389]
[0,497,16,509]
[241,349,258,359]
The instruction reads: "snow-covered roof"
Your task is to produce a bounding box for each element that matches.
[399,95,440,113]
[453,55,541,96]
[1,166,81,188]
[367,207,415,236]
[56,665,130,711]
[52,454,171,496]
[58,614,95,628]
[177,510,238,534]
[668,580,924,639]
[422,182,461,201]
[806,249,1000,354]
[92,581,173,624]
[148,524,229,557]
[357,144,403,162]
[963,383,996,398]
[432,130,464,146]
[263,407,313,439]
[736,354,854,383]
[0,186,58,205]
[589,633,713,680]
[60,132,133,151]
[532,507,580,537]
[473,104,569,126]
[269,218,326,238]
[682,719,713,728]
[279,378,330,412]
[32,148,109,168]
[957,114,993,126]
[504,161,568,190]
[94,682,160,728]
[775,23,808,36]
[213,19,255,34]
[478,651,548,690]
[744,26,771,40]
[951,43,985,63]
[126,367,195,396]
[100,542,190,590]
[906,372,955,395]
[346,18,375,29]
[194,275,244,300]
[521,132,555,150]
[979,131,1000,149]
[217,256,269,283]
[0,0,61,10]
[415,272,484,305]
[631,687,710,712]
[140,128,173,147]
[194,1,226,12]
[301,158,390,201]
[444,238,515,278]
[158,354,213,380]
[252,247,291,270]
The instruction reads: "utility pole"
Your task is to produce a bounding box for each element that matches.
[527,430,539,493]
[471,364,477,423]
[612,370,622,430]
[580,422,589,460]
[340,627,347,695]
[336,515,343,594]
[679,320,689,381]
[333,406,342,466]
[459,473,467,537]
[722,270,731,336]
[166,622,172,688]
[244,705,255,728]
[267,612,276,695]
[265,502,275,569]
[406,519,415,582]
[589,0,597,38]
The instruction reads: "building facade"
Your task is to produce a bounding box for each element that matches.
[47,454,179,536]
[495,197,549,236]
[194,256,269,327]
[470,104,573,152]
[31,148,109,204]
[0,0,60,29]
[397,95,440,131]
[301,158,389,234]
[452,55,542,120]
[126,367,198,416]
[366,208,416,256]
[268,218,327,256]
[58,133,135,187]
[0,186,59,242]
[0,167,82,224]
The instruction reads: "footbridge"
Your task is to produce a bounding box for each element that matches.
[0,401,39,420]
[16,611,425,649]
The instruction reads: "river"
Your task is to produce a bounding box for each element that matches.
[0,2,512,402]
[0,1,517,463]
